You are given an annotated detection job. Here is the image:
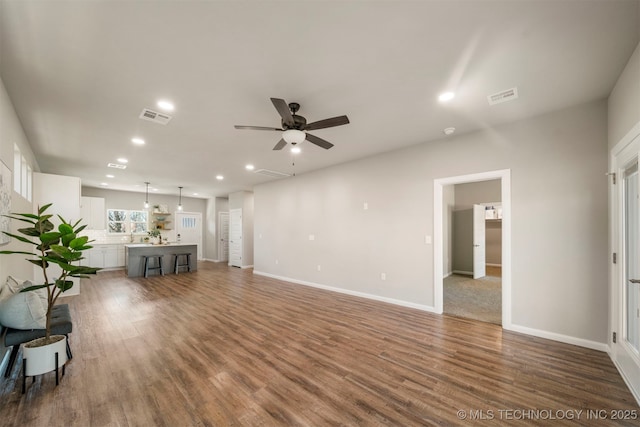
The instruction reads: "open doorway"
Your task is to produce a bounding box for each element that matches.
[434,169,511,329]
[444,180,502,324]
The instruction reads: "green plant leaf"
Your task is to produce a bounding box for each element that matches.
[17,227,40,237]
[40,232,62,245]
[61,232,76,247]
[69,236,89,250]
[28,258,48,268]
[37,219,54,234]
[3,232,37,245]
[20,284,50,293]
[55,279,74,292]
[71,266,101,275]
[12,213,39,220]
[75,224,87,234]
[2,214,36,225]
[49,245,82,261]
[38,203,52,214]
[0,250,36,256]
[58,223,74,235]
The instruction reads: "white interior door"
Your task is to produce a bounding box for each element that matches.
[473,204,486,279]
[612,129,640,403]
[175,212,203,259]
[218,212,229,262]
[229,209,242,267]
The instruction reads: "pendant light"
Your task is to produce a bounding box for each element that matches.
[144,182,150,209]
[177,186,183,211]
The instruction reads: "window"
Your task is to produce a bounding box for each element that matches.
[107,209,148,234]
[13,143,32,201]
[130,211,148,233]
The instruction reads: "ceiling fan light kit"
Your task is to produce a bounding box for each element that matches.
[282,129,306,144]
[235,97,349,151]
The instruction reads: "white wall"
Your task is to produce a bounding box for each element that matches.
[0,76,37,282]
[0,76,38,370]
[609,41,640,149]
[254,99,608,345]
[454,180,502,266]
[205,196,229,261]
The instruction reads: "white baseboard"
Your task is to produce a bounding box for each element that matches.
[241,265,254,269]
[253,270,437,313]
[486,263,502,267]
[610,356,640,406]
[507,324,608,352]
[452,270,473,276]
[252,271,610,355]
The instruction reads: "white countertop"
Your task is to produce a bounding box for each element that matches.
[124,243,196,248]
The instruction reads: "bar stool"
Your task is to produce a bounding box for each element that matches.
[143,255,164,277]
[173,253,192,274]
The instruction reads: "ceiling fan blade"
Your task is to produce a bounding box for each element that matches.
[273,139,287,150]
[270,98,295,127]
[305,133,334,150]
[234,125,283,131]
[304,115,350,131]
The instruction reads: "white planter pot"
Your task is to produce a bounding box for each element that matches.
[23,335,67,376]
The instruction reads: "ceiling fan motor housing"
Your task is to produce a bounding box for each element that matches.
[282,114,307,130]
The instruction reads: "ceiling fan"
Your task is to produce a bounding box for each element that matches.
[235,98,349,150]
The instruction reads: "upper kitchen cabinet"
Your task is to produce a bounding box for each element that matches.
[80,196,106,230]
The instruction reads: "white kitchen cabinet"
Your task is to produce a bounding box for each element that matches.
[80,196,106,230]
[84,244,125,269]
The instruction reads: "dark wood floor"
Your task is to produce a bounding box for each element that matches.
[1,261,638,426]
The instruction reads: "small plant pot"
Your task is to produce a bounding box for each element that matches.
[23,335,68,376]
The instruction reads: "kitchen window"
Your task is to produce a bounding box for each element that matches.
[107,209,148,234]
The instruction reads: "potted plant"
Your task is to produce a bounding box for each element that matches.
[148,228,162,244]
[0,203,101,376]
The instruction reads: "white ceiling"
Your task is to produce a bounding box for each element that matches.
[1,0,638,199]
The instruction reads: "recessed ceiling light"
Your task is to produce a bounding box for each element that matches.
[152,188,159,192]
[245,164,255,171]
[117,158,128,164]
[438,92,455,102]
[291,146,301,154]
[443,127,456,135]
[106,174,115,178]
[100,182,108,186]
[157,100,175,111]
[216,175,224,180]
[131,137,145,145]
[192,193,198,196]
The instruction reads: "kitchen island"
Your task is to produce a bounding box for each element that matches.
[124,243,197,277]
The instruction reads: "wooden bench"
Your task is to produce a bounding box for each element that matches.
[2,304,73,378]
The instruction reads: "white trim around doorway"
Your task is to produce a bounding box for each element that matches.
[434,169,512,329]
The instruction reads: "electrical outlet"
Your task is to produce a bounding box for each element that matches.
[317,265,321,272]
[363,202,368,210]
[425,235,432,244]
[381,272,386,281]
[275,259,279,265]
[309,234,315,241]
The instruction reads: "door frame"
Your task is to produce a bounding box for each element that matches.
[218,211,229,262]
[609,120,640,404]
[434,169,512,329]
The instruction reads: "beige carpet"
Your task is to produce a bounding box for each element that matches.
[443,274,502,325]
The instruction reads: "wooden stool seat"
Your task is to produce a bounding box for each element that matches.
[173,253,192,274]
[143,255,164,277]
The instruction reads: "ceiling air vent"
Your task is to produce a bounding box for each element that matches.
[254,169,291,178]
[487,87,519,106]
[139,108,172,125]
[107,163,127,169]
